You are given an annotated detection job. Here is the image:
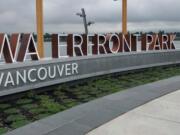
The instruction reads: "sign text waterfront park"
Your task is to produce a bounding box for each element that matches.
[0,33,176,63]
[0,33,178,96]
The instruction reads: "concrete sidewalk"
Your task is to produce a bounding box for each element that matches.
[87,90,180,135]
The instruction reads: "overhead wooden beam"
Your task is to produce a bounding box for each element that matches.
[36,0,44,58]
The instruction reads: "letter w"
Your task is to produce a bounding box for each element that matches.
[0,34,20,63]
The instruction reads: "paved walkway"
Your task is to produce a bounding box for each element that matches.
[6,76,180,135]
[87,90,180,135]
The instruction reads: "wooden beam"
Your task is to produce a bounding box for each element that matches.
[122,0,127,34]
[36,0,44,58]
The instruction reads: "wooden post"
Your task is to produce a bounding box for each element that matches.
[36,0,44,58]
[122,0,127,34]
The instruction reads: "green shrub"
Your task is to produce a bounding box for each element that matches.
[38,95,51,101]
[35,113,51,120]
[11,120,30,129]
[76,95,90,101]
[26,91,39,100]
[53,91,65,96]
[53,91,68,100]
[0,127,8,134]
[0,104,11,110]
[4,108,19,115]
[39,95,64,113]
[21,104,38,110]
[87,90,99,96]
[65,102,79,108]
[16,99,33,105]
[29,108,47,115]
[56,85,69,92]
[6,114,26,122]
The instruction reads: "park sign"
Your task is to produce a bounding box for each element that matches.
[0,32,178,96]
[0,33,176,63]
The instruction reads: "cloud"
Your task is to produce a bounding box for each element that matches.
[0,0,179,33]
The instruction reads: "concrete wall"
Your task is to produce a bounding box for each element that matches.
[0,50,180,97]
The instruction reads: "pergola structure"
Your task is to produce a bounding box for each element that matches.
[122,0,127,34]
[36,0,44,58]
[35,0,127,58]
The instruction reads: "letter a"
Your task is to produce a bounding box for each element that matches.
[17,34,40,62]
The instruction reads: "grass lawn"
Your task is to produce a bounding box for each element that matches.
[1,65,180,134]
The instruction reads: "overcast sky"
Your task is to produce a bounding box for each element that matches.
[0,0,180,33]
